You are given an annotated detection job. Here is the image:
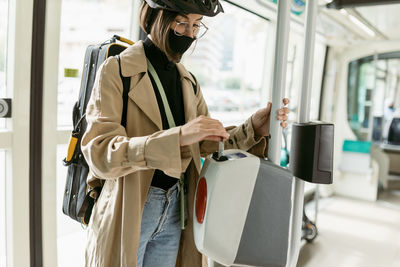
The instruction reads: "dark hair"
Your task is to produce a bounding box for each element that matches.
[140,2,181,62]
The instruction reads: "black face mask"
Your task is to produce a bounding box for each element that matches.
[168,29,195,55]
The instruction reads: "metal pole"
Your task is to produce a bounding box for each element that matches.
[314,184,319,225]
[368,53,378,141]
[267,0,291,163]
[286,1,318,267]
[298,1,317,124]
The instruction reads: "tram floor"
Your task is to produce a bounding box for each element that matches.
[297,191,400,267]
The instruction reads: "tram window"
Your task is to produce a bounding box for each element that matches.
[347,55,400,141]
[0,0,9,130]
[181,2,270,126]
[0,150,6,267]
[286,34,301,123]
[310,42,326,120]
[57,0,132,129]
[285,31,326,122]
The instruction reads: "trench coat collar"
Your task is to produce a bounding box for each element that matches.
[119,40,196,85]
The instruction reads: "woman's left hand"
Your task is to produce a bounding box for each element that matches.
[251,98,290,137]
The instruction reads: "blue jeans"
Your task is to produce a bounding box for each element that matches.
[137,183,182,267]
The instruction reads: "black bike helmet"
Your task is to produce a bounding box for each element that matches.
[144,0,224,17]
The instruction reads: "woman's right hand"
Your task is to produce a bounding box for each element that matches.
[179,115,229,146]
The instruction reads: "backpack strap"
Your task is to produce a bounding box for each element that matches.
[116,55,131,127]
[189,71,198,95]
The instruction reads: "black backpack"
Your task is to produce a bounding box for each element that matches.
[62,35,133,225]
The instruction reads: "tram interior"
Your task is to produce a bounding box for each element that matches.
[0,0,400,267]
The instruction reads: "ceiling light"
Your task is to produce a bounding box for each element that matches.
[348,14,376,37]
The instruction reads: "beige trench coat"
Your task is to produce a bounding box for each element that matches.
[81,40,268,267]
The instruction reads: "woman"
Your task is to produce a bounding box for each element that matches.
[81,0,290,266]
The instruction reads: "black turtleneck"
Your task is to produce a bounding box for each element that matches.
[143,37,186,190]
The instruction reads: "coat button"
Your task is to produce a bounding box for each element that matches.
[228,139,233,145]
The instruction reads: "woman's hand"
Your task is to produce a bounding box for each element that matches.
[179,115,229,146]
[251,98,290,137]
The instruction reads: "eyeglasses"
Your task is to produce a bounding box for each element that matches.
[173,20,209,39]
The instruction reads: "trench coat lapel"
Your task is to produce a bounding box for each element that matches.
[120,41,162,131]
[128,73,163,131]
